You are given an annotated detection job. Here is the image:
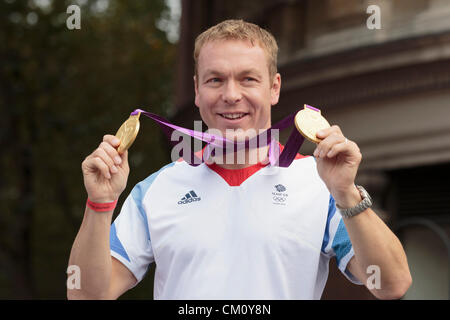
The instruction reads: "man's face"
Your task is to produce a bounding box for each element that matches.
[194,39,281,138]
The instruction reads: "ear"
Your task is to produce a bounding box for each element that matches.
[270,73,281,106]
[194,75,200,108]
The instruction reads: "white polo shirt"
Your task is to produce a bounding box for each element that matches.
[110,148,362,299]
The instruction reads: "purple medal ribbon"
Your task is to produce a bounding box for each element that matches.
[130,108,305,167]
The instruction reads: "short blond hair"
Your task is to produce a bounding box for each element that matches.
[194,19,278,80]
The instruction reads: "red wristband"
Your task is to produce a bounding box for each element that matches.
[86,198,118,212]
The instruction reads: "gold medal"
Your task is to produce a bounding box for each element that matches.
[294,105,330,143]
[115,112,141,154]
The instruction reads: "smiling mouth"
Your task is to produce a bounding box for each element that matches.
[218,113,249,120]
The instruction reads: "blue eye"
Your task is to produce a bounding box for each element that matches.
[208,78,221,83]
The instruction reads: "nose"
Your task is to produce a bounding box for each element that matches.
[222,80,242,105]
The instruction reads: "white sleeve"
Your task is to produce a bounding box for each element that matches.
[110,193,154,284]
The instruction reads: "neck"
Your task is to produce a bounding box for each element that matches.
[210,145,270,170]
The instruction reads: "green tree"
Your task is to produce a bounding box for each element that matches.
[0,0,176,299]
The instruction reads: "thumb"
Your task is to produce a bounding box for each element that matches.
[315,128,329,140]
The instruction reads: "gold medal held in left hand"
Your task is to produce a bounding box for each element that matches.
[294,104,331,144]
[115,112,141,154]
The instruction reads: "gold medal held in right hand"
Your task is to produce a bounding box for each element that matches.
[294,104,331,143]
[115,112,141,154]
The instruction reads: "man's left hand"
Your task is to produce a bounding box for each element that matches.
[314,125,362,208]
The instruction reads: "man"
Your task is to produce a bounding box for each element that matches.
[67,20,411,299]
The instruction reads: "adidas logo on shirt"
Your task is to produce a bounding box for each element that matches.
[178,190,201,205]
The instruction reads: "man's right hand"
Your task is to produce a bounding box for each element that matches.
[82,135,130,203]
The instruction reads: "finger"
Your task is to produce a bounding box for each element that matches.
[92,157,112,179]
[120,150,129,167]
[325,141,347,158]
[103,134,121,149]
[326,139,358,158]
[316,125,342,140]
[99,141,122,166]
[93,147,118,174]
[314,133,345,158]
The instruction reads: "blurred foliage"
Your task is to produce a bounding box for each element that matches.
[0,0,176,299]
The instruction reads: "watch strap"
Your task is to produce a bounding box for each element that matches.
[336,185,372,219]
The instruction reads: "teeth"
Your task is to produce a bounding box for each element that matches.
[222,113,245,119]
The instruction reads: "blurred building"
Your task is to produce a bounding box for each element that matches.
[174,0,450,299]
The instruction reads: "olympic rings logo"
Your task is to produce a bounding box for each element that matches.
[273,196,286,202]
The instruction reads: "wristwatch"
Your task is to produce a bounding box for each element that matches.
[336,185,373,219]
